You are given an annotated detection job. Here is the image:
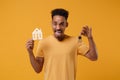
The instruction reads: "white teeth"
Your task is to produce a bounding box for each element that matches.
[56,31,62,33]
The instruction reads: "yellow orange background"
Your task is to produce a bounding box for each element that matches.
[0,0,120,80]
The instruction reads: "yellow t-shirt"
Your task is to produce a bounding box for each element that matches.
[36,35,88,80]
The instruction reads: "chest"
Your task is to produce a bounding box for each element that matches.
[43,40,78,58]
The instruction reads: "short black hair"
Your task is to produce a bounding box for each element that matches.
[51,8,69,20]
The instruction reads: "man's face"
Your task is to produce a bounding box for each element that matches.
[52,15,68,38]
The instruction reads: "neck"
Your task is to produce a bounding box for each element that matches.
[54,34,66,41]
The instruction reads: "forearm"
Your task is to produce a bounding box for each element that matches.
[86,37,98,61]
[28,51,42,73]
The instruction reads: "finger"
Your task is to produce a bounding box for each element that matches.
[82,27,89,33]
[26,45,31,50]
[89,27,92,35]
[83,25,88,27]
[26,42,34,48]
[82,26,87,30]
[27,42,34,45]
[80,28,85,35]
[80,29,84,36]
[26,40,34,45]
[26,39,34,43]
[28,41,33,44]
[80,31,84,35]
[80,25,89,36]
[26,43,33,47]
[90,27,92,32]
[81,30,87,36]
[84,26,90,32]
[29,40,34,43]
[83,25,88,29]
[82,28,88,34]
[26,43,34,47]
[26,45,34,50]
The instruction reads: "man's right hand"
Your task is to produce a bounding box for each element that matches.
[26,39,44,73]
[26,39,34,53]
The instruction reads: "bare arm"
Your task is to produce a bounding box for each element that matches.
[85,37,98,61]
[80,25,98,61]
[26,39,44,73]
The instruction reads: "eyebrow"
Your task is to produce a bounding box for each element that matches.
[53,21,64,24]
[60,22,64,25]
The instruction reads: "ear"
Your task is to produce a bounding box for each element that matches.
[66,22,68,27]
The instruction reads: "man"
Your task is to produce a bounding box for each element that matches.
[26,8,98,80]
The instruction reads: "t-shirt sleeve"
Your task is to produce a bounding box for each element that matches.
[36,41,44,57]
[77,40,89,56]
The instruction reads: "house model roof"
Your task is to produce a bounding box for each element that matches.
[32,28,41,34]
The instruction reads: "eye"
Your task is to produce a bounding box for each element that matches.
[60,22,64,26]
[53,22,57,26]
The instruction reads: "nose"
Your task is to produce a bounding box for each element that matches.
[56,25,61,30]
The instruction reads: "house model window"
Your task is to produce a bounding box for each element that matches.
[32,28,43,40]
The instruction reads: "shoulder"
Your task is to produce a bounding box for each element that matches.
[68,36,84,45]
[64,35,81,44]
[38,35,53,44]
[67,35,80,41]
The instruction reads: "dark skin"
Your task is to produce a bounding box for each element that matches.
[51,15,68,41]
[26,39,44,73]
[26,15,98,73]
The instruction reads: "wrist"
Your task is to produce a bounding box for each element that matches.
[88,36,93,39]
[27,50,33,55]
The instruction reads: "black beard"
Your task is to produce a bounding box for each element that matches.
[54,34,65,41]
[56,36,65,41]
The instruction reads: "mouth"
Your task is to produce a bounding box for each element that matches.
[55,30,63,36]
[56,30,62,33]
[55,29,63,33]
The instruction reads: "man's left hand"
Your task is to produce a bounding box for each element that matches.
[80,25,92,38]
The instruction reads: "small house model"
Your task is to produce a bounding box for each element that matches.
[32,28,43,40]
